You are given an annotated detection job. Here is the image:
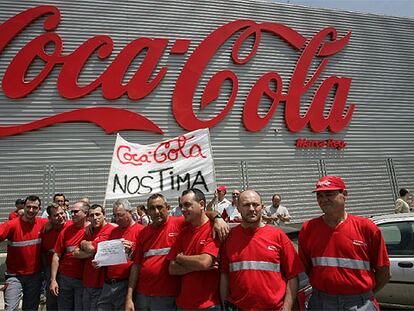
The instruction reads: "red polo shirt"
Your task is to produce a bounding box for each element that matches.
[221,225,303,311]
[83,223,115,288]
[41,220,71,266]
[0,217,47,275]
[54,222,86,279]
[106,222,143,280]
[8,210,19,220]
[167,220,220,310]
[299,214,390,295]
[134,216,186,296]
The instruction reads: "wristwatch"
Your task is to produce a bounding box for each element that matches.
[214,214,222,221]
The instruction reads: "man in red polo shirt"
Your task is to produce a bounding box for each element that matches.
[125,194,183,311]
[41,203,69,311]
[125,193,230,311]
[299,176,391,311]
[0,195,47,311]
[73,204,114,310]
[96,198,143,311]
[50,201,89,310]
[168,188,221,310]
[220,190,303,311]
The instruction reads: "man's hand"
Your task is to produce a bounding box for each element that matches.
[125,298,135,311]
[50,279,59,296]
[209,259,219,270]
[92,259,100,269]
[212,217,230,242]
[122,239,133,257]
[213,190,218,200]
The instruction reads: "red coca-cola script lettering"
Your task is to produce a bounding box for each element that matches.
[0,5,355,137]
[116,135,206,166]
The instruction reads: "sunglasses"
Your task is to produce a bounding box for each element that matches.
[232,193,240,197]
[70,209,82,214]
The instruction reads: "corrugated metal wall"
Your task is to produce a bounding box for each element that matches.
[0,0,413,222]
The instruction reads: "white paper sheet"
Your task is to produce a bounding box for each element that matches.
[94,239,128,267]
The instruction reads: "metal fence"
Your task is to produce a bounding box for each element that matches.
[0,157,410,223]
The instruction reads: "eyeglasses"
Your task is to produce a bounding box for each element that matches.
[232,193,240,197]
[70,210,81,214]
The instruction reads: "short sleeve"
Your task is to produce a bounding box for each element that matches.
[280,233,304,279]
[298,224,312,273]
[0,220,12,241]
[54,229,66,254]
[201,237,220,258]
[369,225,390,269]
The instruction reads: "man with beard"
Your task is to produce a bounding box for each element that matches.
[125,193,229,311]
[73,204,114,310]
[299,176,390,311]
[50,201,89,310]
[0,195,47,311]
[41,203,69,310]
[220,190,303,311]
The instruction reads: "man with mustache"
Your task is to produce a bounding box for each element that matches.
[299,176,391,311]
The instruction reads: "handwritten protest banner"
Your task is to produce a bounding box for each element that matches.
[105,128,216,200]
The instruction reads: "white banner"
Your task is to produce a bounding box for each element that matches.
[105,129,216,200]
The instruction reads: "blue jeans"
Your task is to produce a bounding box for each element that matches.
[97,280,128,311]
[57,274,83,310]
[135,293,176,310]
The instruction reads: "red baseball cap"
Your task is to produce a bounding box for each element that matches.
[217,185,227,191]
[313,176,346,192]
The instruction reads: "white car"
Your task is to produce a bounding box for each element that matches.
[372,213,414,309]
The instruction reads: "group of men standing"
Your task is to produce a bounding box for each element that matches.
[0,175,391,311]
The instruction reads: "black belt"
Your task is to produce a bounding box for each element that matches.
[105,278,128,285]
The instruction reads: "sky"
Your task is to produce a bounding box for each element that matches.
[274,0,414,18]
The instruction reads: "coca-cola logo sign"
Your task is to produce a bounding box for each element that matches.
[0,5,355,137]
